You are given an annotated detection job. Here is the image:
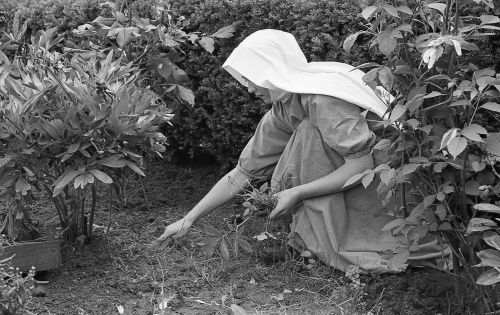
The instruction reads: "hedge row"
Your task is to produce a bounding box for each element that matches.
[0,0,373,167]
[164,0,373,167]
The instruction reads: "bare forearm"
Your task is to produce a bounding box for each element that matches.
[185,168,251,223]
[294,154,374,201]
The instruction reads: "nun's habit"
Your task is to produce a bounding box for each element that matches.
[223,29,449,272]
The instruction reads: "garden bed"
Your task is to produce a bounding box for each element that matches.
[23,161,478,315]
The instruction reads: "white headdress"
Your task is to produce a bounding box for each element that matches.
[222,29,390,119]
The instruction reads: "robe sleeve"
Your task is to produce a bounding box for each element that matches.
[236,102,293,178]
[310,95,376,160]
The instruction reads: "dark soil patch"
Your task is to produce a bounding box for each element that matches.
[21,161,477,314]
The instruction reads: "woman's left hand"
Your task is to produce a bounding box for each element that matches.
[269,187,302,219]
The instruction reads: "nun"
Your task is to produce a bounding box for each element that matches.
[154,29,449,272]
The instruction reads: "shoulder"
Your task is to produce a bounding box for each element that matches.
[298,94,350,104]
[299,94,359,112]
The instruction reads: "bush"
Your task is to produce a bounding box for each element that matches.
[0,0,103,33]
[342,0,500,311]
[162,0,373,167]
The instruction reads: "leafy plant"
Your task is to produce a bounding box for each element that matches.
[0,0,235,242]
[343,0,500,311]
[197,179,294,262]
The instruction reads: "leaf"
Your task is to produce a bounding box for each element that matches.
[362,171,375,188]
[259,182,269,192]
[92,16,115,27]
[15,178,31,196]
[478,249,500,268]
[480,102,500,113]
[377,31,398,57]
[126,161,145,176]
[373,139,391,151]
[402,163,420,175]
[98,156,127,168]
[464,124,488,135]
[254,233,268,241]
[301,250,313,258]
[447,136,467,159]
[361,6,379,20]
[483,231,500,251]
[343,31,368,53]
[440,128,459,150]
[117,27,137,48]
[238,238,253,254]
[394,24,412,33]
[476,268,500,286]
[474,203,500,214]
[480,15,500,25]
[423,91,444,99]
[380,169,396,185]
[450,39,462,56]
[381,218,405,232]
[197,222,223,236]
[397,6,413,15]
[233,235,239,258]
[212,22,239,39]
[89,169,113,184]
[199,237,219,257]
[270,293,284,302]
[230,304,247,315]
[422,45,444,69]
[465,180,480,195]
[116,305,124,315]
[427,3,447,14]
[407,85,427,114]
[101,1,117,10]
[462,128,484,142]
[390,103,406,122]
[167,85,195,106]
[199,36,215,53]
[79,148,91,158]
[486,133,500,156]
[435,204,446,220]
[382,4,399,18]
[220,239,230,261]
[343,170,370,188]
[378,66,393,90]
[73,173,95,189]
[54,170,81,190]
[67,142,80,154]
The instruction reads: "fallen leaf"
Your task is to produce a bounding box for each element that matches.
[270,293,284,302]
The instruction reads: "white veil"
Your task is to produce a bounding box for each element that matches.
[222,29,390,119]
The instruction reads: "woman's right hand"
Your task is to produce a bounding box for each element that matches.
[153,217,194,248]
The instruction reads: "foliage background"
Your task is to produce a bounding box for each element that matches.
[164,0,377,167]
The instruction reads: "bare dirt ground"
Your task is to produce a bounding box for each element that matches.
[25,161,478,315]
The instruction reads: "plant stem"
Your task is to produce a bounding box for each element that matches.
[107,185,113,234]
[80,188,86,237]
[138,174,150,211]
[88,184,97,241]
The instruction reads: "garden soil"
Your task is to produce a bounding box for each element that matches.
[24,161,480,314]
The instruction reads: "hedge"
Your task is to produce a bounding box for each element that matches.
[0,0,373,168]
[164,0,373,168]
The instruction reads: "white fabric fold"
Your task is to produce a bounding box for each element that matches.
[222,29,390,119]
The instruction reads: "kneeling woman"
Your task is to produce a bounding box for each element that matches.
[154,29,449,273]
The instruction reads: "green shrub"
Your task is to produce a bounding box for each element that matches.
[162,0,372,167]
[0,0,103,33]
